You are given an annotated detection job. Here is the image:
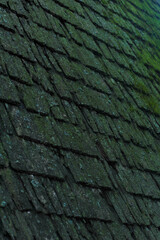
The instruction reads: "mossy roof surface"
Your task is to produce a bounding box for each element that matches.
[0,0,160,239]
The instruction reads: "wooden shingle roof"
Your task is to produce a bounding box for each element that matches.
[1,0,160,239]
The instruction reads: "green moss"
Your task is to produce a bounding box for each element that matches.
[101,0,109,5]
[143,95,160,115]
[139,48,160,72]
[133,35,160,115]
[128,105,137,113]
[131,66,160,115]
[134,80,150,95]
